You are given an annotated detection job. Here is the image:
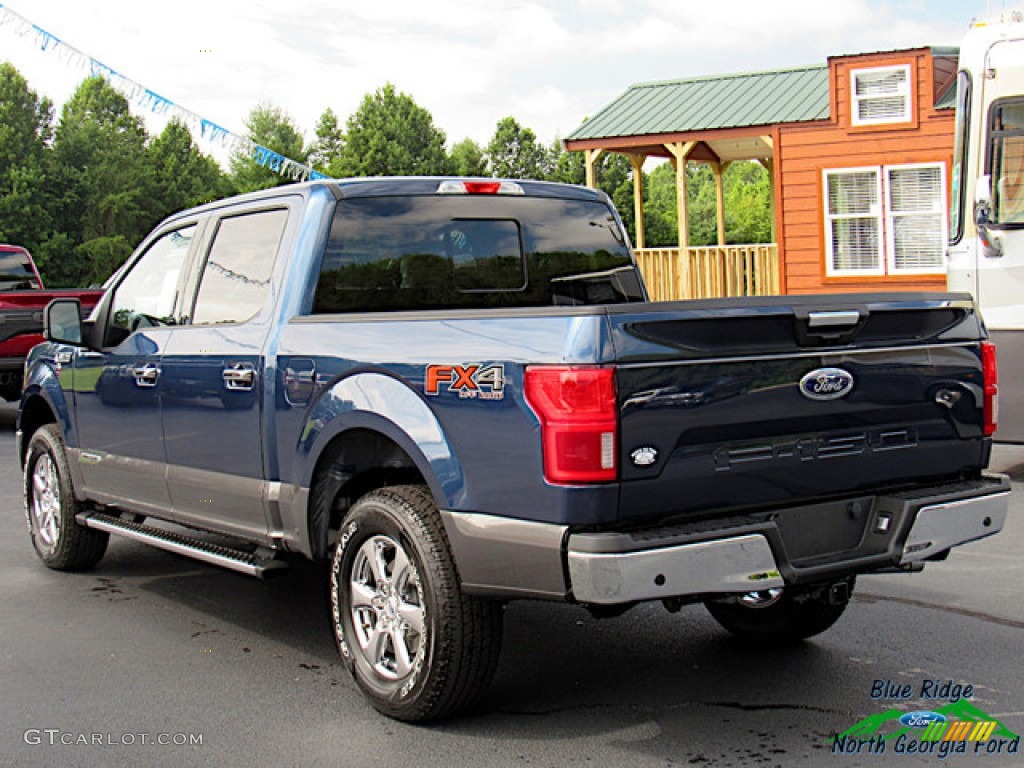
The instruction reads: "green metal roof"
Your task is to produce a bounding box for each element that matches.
[568,66,831,141]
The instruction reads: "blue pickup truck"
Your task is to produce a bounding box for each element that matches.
[19,178,1010,721]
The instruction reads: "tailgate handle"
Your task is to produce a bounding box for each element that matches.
[807,311,861,329]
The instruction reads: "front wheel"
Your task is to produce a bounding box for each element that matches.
[23,424,108,571]
[704,579,854,645]
[330,485,503,721]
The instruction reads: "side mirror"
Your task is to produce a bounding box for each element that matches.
[973,175,1004,258]
[44,298,84,346]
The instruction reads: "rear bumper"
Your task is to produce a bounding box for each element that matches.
[567,475,1010,605]
[442,475,1010,604]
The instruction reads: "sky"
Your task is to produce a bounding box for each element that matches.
[0,0,1013,169]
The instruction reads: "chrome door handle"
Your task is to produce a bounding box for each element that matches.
[132,363,160,387]
[223,363,256,391]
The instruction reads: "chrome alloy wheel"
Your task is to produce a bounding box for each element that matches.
[30,454,61,553]
[348,535,426,681]
[739,588,785,608]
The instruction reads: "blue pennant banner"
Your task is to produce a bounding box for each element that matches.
[0,3,329,182]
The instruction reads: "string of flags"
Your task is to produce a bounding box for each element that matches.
[0,3,328,181]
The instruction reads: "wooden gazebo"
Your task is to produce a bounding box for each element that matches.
[565,66,829,300]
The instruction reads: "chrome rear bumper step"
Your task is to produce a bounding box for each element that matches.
[78,512,288,579]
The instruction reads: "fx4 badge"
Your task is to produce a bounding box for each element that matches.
[799,367,854,401]
[425,364,505,400]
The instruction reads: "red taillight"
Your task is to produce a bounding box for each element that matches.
[982,341,998,436]
[463,181,501,194]
[524,366,617,484]
[436,180,525,196]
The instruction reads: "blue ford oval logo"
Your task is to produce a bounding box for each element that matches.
[799,367,855,401]
[899,711,947,729]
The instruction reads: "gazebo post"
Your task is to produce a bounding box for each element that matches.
[711,161,728,247]
[584,148,604,188]
[760,155,776,243]
[666,142,695,298]
[628,153,646,249]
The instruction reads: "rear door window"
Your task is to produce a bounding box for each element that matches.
[190,209,288,325]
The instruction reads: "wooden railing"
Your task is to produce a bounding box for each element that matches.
[635,244,780,301]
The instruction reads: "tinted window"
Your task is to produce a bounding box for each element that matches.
[192,209,288,324]
[109,226,195,338]
[0,250,40,290]
[989,98,1024,225]
[312,196,643,313]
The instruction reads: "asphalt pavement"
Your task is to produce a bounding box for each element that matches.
[1,401,1021,768]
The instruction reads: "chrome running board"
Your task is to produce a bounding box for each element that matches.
[78,512,288,579]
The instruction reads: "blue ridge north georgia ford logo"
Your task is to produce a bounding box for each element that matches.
[799,367,855,401]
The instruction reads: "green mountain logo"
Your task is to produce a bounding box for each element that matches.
[835,700,1020,742]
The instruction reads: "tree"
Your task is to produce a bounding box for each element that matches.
[145,120,229,220]
[549,140,637,239]
[309,108,344,177]
[44,76,152,286]
[548,138,585,185]
[334,84,452,177]
[450,138,488,177]
[486,117,550,180]
[0,63,53,254]
[724,162,772,244]
[641,160,773,248]
[229,103,308,193]
[643,162,679,247]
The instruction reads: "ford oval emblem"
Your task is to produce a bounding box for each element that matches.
[899,711,947,729]
[799,367,855,401]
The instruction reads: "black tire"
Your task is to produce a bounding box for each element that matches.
[704,579,854,645]
[330,485,503,721]
[23,424,108,571]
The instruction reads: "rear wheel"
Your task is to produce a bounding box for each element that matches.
[704,579,854,644]
[24,424,108,571]
[330,485,503,721]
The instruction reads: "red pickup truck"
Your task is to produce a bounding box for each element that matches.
[0,244,102,401]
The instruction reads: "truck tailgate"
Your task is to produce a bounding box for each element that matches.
[608,294,990,528]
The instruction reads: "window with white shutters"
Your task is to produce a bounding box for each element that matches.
[886,164,946,273]
[824,168,884,275]
[851,65,912,126]
[824,163,946,277]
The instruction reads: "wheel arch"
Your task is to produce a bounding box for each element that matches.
[296,372,465,559]
[18,392,59,466]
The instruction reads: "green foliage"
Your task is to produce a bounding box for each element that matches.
[450,138,488,177]
[724,161,772,244]
[486,117,550,180]
[46,77,153,285]
[547,138,586,186]
[229,103,308,192]
[147,120,232,215]
[640,160,772,247]
[643,162,679,247]
[0,67,229,287]
[309,108,344,176]
[334,84,452,177]
[75,235,134,286]
[0,63,53,251]
[0,61,775,293]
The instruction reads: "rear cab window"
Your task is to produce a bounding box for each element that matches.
[312,195,643,313]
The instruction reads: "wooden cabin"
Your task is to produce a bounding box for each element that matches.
[565,47,958,300]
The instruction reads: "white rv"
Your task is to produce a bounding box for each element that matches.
[949,11,1024,442]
